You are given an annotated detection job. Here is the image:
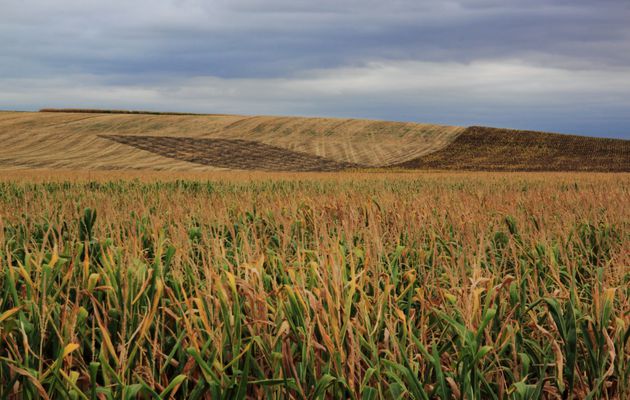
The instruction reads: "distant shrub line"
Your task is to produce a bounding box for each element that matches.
[39,108,231,116]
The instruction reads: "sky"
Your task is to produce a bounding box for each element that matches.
[1,0,629,139]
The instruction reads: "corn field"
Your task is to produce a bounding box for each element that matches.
[0,173,628,399]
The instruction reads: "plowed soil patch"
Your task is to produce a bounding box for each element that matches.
[102,135,362,171]
[395,126,630,171]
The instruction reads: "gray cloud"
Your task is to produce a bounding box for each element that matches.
[1,0,629,138]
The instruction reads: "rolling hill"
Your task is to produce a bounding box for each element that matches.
[395,126,630,172]
[0,110,462,171]
[0,109,627,172]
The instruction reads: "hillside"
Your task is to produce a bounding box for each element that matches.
[0,110,462,171]
[395,126,630,172]
[0,110,627,172]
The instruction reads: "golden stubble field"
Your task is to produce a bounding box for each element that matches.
[2,111,627,173]
[0,111,463,171]
[0,170,628,399]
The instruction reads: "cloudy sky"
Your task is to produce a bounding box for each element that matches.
[2,0,629,138]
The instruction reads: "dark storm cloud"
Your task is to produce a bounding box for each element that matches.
[4,0,629,78]
[1,0,629,138]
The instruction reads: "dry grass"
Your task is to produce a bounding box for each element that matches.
[3,111,626,173]
[0,170,628,398]
[0,111,462,170]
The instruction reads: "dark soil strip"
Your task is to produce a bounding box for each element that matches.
[41,109,230,116]
[394,126,630,172]
[101,135,362,172]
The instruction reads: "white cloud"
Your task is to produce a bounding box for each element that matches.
[1,1,629,137]
[2,60,629,138]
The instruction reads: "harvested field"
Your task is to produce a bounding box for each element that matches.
[396,126,630,171]
[0,111,463,170]
[103,135,361,171]
[1,111,627,172]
